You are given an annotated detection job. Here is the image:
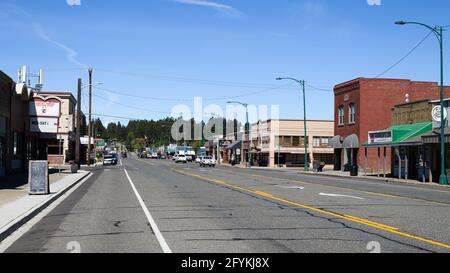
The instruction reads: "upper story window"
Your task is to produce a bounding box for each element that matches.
[338,105,345,126]
[349,103,356,124]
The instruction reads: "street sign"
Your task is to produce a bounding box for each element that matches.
[96,140,106,147]
[28,161,49,195]
[432,105,448,122]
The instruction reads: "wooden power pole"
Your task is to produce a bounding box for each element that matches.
[87,68,93,166]
[75,78,82,169]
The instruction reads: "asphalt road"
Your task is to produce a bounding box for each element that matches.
[5,154,450,253]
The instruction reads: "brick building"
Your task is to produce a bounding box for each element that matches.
[331,77,450,173]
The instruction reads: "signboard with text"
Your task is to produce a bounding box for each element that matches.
[30,117,58,133]
[29,99,61,117]
[28,161,49,195]
[368,130,392,144]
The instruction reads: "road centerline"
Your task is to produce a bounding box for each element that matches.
[173,168,450,251]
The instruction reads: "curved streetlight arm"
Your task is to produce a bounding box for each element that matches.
[276,77,305,86]
[396,21,442,42]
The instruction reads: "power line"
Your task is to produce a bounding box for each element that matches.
[94,68,301,90]
[92,92,173,115]
[375,30,433,78]
[92,82,296,102]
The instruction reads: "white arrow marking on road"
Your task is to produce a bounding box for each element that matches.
[275,185,305,190]
[319,193,364,200]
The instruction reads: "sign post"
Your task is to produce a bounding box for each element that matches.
[28,161,49,195]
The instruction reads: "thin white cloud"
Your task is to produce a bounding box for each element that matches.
[32,23,87,69]
[171,0,242,18]
[0,2,87,69]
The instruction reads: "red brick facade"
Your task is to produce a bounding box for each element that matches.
[334,78,450,173]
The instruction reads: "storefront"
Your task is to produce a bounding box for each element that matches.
[363,122,433,181]
[29,92,77,166]
[0,115,6,176]
[422,127,450,182]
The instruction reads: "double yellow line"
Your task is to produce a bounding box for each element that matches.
[173,168,450,251]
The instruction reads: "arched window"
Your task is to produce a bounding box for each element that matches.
[349,103,356,124]
[338,105,345,126]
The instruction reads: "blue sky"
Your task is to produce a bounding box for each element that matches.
[1,0,449,125]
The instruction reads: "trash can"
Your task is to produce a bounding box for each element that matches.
[350,164,358,177]
[69,161,78,173]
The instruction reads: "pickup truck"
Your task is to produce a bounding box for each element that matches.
[200,156,216,167]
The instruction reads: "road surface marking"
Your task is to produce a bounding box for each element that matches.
[173,168,450,251]
[275,185,305,190]
[0,173,93,253]
[319,193,364,200]
[124,169,172,253]
[217,168,450,207]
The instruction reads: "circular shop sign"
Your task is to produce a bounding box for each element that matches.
[432,105,448,122]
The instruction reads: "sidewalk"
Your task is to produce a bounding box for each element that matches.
[0,169,91,242]
[221,164,449,189]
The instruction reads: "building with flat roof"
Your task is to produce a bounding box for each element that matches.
[28,91,83,166]
[332,77,450,174]
[0,71,32,176]
[247,119,334,168]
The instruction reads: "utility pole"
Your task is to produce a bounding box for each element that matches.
[87,68,93,166]
[75,78,82,169]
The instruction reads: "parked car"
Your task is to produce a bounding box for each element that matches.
[151,153,158,159]
[160,155,166,159]
[121,152,128,158]
[200,156,216,167]
[196,156,204,164]
[175,154,187,163]
[186,155,193,162]
[103,154,118,165]
[173,154,178,161]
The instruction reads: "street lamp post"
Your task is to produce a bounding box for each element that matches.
[276,77,309,171]
[227,102,251,168]
[396,21,448,185]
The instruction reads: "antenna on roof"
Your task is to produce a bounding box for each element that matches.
[17,65,44,92]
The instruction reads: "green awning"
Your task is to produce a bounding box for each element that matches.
[364,122,432,147]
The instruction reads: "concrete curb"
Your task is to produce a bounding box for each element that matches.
[0,171,91,243]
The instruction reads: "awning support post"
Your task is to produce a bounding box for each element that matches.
[377,147,381,178]
[405,152,408,180]
[383,146,387,178]
[364,147,368,176]
[396,147,402,180]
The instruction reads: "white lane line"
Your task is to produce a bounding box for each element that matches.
[319,193,364,200]
[119,159,123,166]
[0,173,93,253]
[275,185,305,190]
[123,169,172,253]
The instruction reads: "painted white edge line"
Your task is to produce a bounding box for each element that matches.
[123,169,172,253]
[0,172,93,253]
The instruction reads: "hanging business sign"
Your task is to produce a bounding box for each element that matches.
[29,99,61,117]
[30,117,58,133]
[432,105,448,122]
[368,130,392,144]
